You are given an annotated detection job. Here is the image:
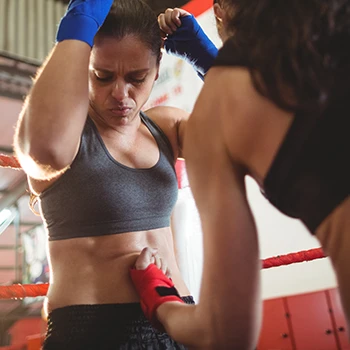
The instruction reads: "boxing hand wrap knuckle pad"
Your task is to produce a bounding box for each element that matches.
[130,264,184,330]
[56,0,114,47]
[164,15,218,77]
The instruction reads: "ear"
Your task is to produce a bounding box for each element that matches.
[155,52,163,81]
[213,3,224,23]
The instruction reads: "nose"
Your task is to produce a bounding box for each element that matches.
[111,79,128,101]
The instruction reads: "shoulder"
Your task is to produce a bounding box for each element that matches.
[195,67,294,176]
[195,66,270,136]
[204,66,259,106]
[205,66,293,119]
[144,106,189,126]
[144,106,190,159]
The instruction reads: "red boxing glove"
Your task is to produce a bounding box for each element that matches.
[130,264,184,330]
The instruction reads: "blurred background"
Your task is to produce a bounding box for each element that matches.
[0,1,348,349]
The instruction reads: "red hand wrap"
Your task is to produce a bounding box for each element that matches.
[130,264,184,330]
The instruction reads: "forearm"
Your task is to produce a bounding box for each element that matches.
[14,41,91,178]
[157,216,261,350]
[198,205,262,349]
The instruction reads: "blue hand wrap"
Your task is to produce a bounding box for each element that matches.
[164,15,218,80]
[56,0,114,47]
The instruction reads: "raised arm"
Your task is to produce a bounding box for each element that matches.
[14,0,113,180]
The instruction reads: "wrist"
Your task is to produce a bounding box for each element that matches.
[164,15,218,76]
[130,264,184,331]
[56,14,99,47]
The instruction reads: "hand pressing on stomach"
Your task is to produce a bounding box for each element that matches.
[134,247,172,278]
[130,247,184,330]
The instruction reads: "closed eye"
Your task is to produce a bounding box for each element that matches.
[127,70,149,85]
[129,77,146,84]
[95,74,113,82]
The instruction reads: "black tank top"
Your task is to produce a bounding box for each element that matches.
[214,37,350,232]
[39,112,178,241]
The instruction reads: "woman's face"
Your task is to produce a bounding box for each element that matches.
[89,35,160,126]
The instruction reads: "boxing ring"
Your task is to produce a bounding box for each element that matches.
[0,152,327,301]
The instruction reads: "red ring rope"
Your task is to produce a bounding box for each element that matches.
[0,154,21,169]
[0,248,326,300]
[262,247,325,269]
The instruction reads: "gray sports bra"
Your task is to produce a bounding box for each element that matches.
[39,112,179,241]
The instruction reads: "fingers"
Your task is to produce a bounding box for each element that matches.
[158,8,191,35]
[151,253,172,278]
[134,247,172,278]
[153,253,161,269]
[135,247,157,270]
[158,11,176,36]
[165,266,172,279]
[151,252,167,276]
[155,256,171,277]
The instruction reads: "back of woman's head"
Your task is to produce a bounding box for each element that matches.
[96,0,162,61]
[224,0,350,113]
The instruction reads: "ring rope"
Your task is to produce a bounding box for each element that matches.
[0,154,21,169]
[0,283,48,300]
[262,247,325,269]
[0,248,326,300]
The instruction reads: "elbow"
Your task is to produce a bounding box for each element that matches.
[14,114,76,179]
[30,142,74,171]
[16,144,73,180]
[29,141,74,178]
[15,129,74,179]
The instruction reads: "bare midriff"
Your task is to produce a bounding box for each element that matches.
[45,227,190,313]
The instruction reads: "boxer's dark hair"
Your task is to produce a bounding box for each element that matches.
[224,0,350,114]
[96,0,162,62]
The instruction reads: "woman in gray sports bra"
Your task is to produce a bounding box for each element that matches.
[14,0,195,349]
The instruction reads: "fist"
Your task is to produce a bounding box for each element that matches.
[158,7,191,36]
[134,247,171,278]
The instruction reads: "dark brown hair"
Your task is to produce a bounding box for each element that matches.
[223,0,350,113]
[96,0,162,62]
